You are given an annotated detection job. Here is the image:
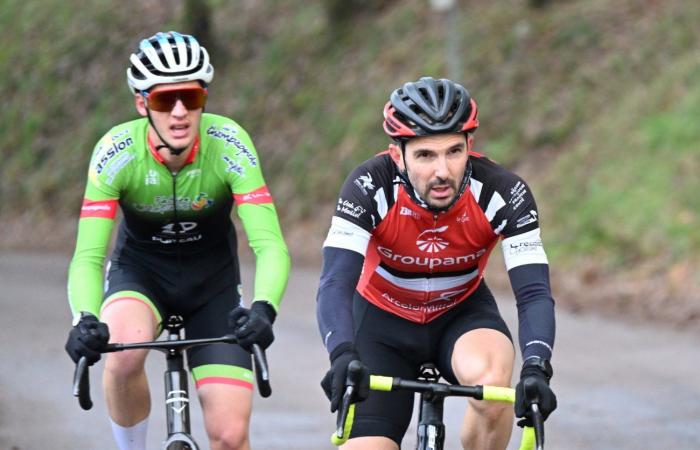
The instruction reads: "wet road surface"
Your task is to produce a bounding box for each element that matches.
[1,251,699,449]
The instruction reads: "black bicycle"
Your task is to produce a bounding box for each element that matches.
[332,361,544,450]
[72,315,271,450]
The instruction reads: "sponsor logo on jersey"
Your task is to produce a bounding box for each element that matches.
[80,199,118,219]
[416,226,450,253]
[377,245,486,269]
[456,211,470,223]
[134,195,212,214]
[82,204,112,212]
[428,288,469,304]
[239,192,269,203]
[400,206,421,219]
[207,125,257,167]
[241,192,270,203]
[152,221,203,244]
[192,192,214,210]
[508,181,527,210]
[507,239,543,255]
[234,186,272,205]
[353,172,375,195]
[94,136,134,174]
[145,169,159,185]
[186,168,202,178]
[337,198,366,219]
[222,155,244,175]
[105,151,135,185]
[516,210,538,228]
[161,221,199,234]
[380,292,458,313]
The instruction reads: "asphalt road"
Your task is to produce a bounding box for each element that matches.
[1,251,699,449]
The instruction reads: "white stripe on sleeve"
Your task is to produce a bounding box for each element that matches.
[501,228,549,270]
[323,216,371,256]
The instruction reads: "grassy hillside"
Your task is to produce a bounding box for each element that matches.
[2,0,699,326]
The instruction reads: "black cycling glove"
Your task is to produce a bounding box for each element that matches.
[515,356,557,427]
[320,343,370,413]
[65,312,110,366]
[228,301,276,351]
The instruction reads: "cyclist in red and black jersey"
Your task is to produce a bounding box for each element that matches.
[316,77,557,449]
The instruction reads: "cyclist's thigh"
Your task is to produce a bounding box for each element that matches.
[101,266,163,341]
[435,280,514,385]
[350,294,425,446]
[198,382,252,438]
[185,284,252,389]
[342,436,398,450]
[450,328,514,387]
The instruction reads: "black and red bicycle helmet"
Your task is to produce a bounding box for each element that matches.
[383,77,479,139]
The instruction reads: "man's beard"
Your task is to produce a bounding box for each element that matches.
[421,178,457,208]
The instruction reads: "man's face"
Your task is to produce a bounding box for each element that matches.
[392,133,469,209]
[135,80,205,152]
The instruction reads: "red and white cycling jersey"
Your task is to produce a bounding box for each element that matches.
[323,150,549,323]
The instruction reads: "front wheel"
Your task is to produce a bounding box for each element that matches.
[163,433,199,450]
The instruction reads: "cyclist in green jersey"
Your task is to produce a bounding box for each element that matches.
[64,31,290,450]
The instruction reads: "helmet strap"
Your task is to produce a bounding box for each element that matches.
[146,109,188,156]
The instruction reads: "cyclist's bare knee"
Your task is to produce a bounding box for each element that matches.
[451,329,514,387]
[104,349,148,380]
[468,395,512,422]
[208,421,249,450]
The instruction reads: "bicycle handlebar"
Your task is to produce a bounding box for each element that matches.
[332,369,545,450]
[251,343,272,398]
[72,335,271,410]
[333,360,364,441]
[72,356,92,410]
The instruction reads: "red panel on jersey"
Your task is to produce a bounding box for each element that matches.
[234,185,273,205]
[80,199,118,219]
[356,187,498,323]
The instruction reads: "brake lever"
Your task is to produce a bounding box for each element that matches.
[335,360,364,439]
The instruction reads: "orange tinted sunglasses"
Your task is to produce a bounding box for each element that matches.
[144,86,208,112]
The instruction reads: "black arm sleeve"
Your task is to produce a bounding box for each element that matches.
[508,263,556,360]
[316,246,365,357]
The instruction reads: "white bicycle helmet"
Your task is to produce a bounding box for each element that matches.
[127,31,214,93]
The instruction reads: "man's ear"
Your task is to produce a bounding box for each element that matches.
[134,93,148,117]
[388,143,405,171]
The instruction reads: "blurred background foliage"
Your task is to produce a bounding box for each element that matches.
[1,0,699,326]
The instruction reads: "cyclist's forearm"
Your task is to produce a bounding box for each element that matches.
[316,246,364,355]
[238,203,290,311]
[508,263,556,360]
[67,217,114,317]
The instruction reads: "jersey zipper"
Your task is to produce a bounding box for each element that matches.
[171,171,183,280]
[424,213,439,322]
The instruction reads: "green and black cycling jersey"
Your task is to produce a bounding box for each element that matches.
[67,113,290,317]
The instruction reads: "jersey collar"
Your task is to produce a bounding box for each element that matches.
[147,135,200,166]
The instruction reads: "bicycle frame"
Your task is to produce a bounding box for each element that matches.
[72,315,271,450]
[332,361,543,450]
[161,317,198,449]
